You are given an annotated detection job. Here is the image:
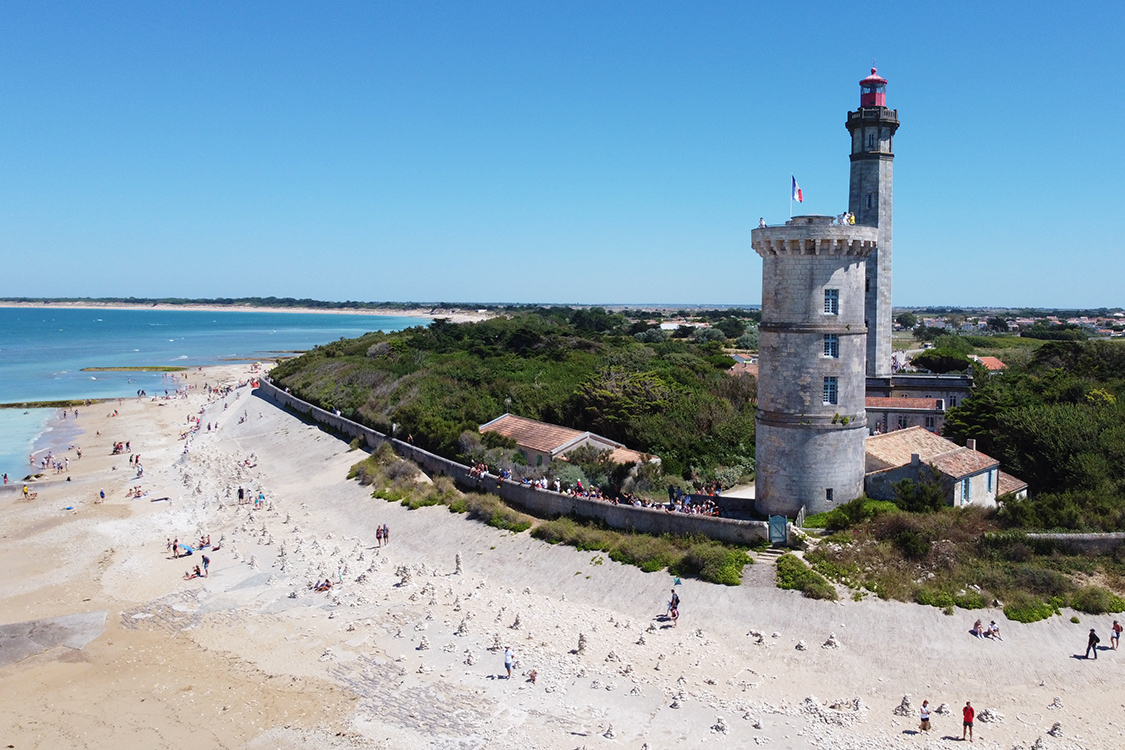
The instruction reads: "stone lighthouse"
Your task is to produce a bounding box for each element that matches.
[749,70,897,517]
[847,68,899,377]
[751,217,876,517]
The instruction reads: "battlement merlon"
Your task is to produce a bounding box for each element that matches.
[752,216,878,258]
[846,108,899,129]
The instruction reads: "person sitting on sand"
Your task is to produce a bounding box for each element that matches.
[972,619,986,639]
[987,621,1003,641]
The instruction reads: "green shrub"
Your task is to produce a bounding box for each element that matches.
[1070,586,1125,615]
[954,591,986,609]
[818,497,898,531]
[1071,616,1081,623]
[776,553,837,600]
[1003,592,1057,623]
[915,587,955,609]
[448,498,469,514]
[672,542,752,586]
[531,517,751,585]
[609,534,677,573]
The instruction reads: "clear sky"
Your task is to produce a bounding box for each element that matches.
[2,1,1122,308]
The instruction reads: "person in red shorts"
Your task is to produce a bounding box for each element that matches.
[962,701,975,743]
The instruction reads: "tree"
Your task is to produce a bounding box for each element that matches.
[895,312,918,329]
[736,326,760,350]
[986,316,1009,332]
[892,475,948,513]
[694,327,728,344]
[714,317,748,339]
[911,349,971,374]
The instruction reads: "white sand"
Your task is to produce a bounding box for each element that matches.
[0,365,1119,749]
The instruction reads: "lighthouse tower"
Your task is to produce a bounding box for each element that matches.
[751,216,876,517]
[846,68,899,377]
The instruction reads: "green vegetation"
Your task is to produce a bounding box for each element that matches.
[944,340,1125,531]
[531,516,752,585]
[805,507,1125,622]
[274,309,759,491]
[80,366,186,372]
[802,496,899,530]
[0,398,110,409]
[348,446,533,530]
[349,446,749,580]
[775,553,837,600]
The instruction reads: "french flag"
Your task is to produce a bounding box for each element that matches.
[792,176,803,203]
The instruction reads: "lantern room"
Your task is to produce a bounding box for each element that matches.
[859,68,887,107]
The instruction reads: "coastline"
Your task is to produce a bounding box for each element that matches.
[0,301,494,324]
[1,363,1121,748]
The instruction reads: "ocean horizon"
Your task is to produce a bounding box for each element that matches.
[0,307,428,482]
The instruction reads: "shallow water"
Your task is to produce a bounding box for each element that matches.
[0,307,428,480]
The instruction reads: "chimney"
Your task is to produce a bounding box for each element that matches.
[966,439,977,451]
[911,453,921,466]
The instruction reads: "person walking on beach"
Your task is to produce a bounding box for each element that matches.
[504,646,514,679]
[1086,628,1100,659]
[1112,620,1122,650]
[382,524,389,545]
[172,538,179,559]
[962,701,975,743]
[201,554,210,577]
[376,526,383,547]
[919,700,931,733]
[667,588,680,617]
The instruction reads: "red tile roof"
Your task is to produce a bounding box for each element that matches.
[865,396,944,410]
[997,471,1028,496]
[975,356,1007,371]
[730,362,759,378]
[480,414,588,454]
[865,426,998,479]
[930,447,999,477]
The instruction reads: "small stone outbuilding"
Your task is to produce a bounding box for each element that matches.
[864,426,1025,507]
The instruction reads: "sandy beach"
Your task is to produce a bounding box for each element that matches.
[0,302,493,324]
[0,365,1119,749]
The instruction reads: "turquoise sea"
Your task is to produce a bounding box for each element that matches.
[0,307,428,481]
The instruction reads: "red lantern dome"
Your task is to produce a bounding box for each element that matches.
[859,68,888,107]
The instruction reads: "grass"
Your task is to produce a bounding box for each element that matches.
[803,497,900,530]
[531,515,753,585]
[80,366,186,372]
[776,553,837,600]
[805,507,1125,622]
[348,447,533,531]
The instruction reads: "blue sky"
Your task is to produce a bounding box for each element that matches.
[2,2,1122,307]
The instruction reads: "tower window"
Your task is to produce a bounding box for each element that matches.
[823,376,838,405]
[825,488,834,504]
[867,133,875,150]
[866,193,874,210]
[823,289,839,315]
[824,334,839,358]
